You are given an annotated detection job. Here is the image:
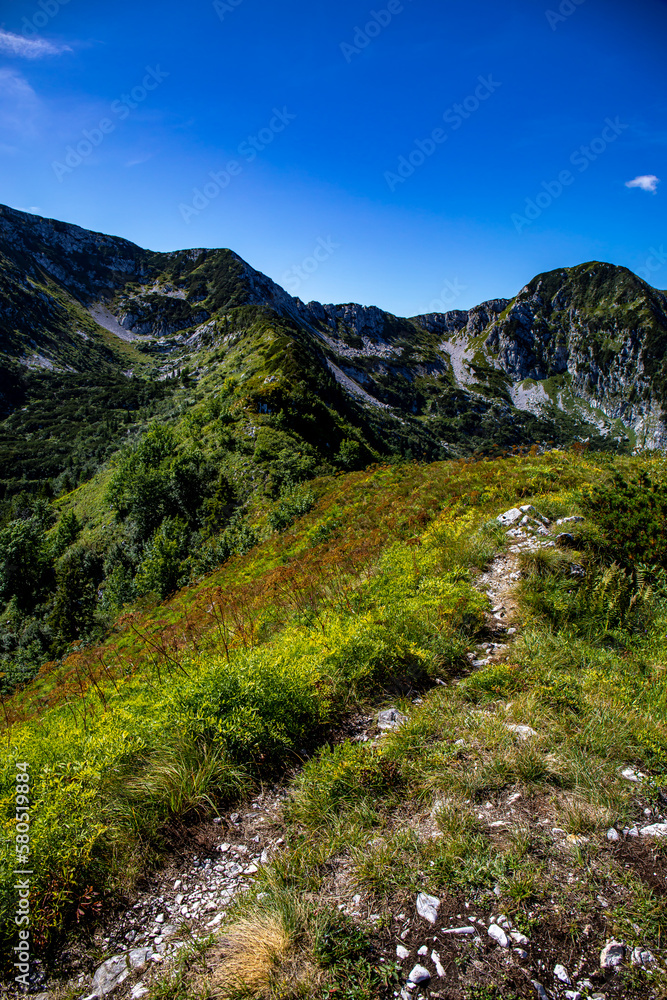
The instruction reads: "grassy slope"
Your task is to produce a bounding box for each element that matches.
[3,448,667,999]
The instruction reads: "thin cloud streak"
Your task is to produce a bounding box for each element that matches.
[0,29,72,60]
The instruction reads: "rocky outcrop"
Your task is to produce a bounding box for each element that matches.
[3,204,667,450]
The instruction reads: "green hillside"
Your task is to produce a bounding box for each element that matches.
[2,449,667,1000]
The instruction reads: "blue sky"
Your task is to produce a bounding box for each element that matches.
[0,0,665,315]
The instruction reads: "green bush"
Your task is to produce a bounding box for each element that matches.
[580,471,667,569]
[268,485,315,532]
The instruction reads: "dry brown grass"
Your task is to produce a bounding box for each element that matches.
[206,912,321,999]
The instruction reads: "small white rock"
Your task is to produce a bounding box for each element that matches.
[378,708,408,731]
[510,930,529,947]
[554,963,571,984]
[408,964,431,984]
[531,982,550,1000]
[488,924,509,948]
[640,822,667,837]
[416,892,440,924]
[606,828,620,842]
[600,939,625,969]
[631,946,656,967]
[417,945,428,957]
[441,925,476,936]
[396,944,410,960]
[431,950,446,977]
[506,723,538,740]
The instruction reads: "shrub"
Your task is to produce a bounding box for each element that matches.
[580,471,667,570]
[268,485,315,533]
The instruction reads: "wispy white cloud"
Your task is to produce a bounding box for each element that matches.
[626,174,660,194]
[0,29,71,60]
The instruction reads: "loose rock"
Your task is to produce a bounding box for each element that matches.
[554,963,571,984]
[488,924,509,948]
[431,950,446,977]
[408,964,431,984]
[600,939,625,969]
[631,947,656,967]
[640,822,667,837]
[506,723,538,740]
[378,708,408,731]
[416,892,440,924]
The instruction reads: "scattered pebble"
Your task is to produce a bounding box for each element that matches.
[416,892,440,924]
[488,924,510,948]
[554,963,571,984]
[600,940,625,969]
[407,964,431,984]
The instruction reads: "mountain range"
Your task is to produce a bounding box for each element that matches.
[3,203,667,502]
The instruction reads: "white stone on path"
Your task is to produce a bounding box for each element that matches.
[631,947,656,967]
[488,924,510,948]
[497,508,523,527]
[396,944,410,960]
[640,822,667,837]
[416,892,440,924]
[554,964,571,984]
[442,925,476,936]
[408,964,431,984]
[606,827,620,842]
[431,951,446,977]
[600,940,625,969]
